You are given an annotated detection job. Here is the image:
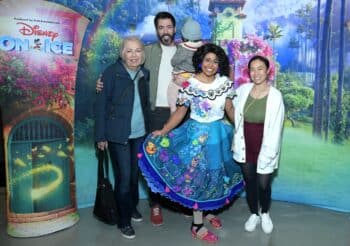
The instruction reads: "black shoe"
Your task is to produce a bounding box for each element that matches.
[120,226,135,239]
[131,209,143,222]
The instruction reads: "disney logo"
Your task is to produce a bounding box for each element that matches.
[17,22,59,41]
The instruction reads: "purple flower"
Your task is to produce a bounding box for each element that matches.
[182,187,193,196]
[172,155,180,165]
[159,149,169,162]
[200,101,211,112]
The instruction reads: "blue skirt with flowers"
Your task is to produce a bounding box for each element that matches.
[138,119,243,211]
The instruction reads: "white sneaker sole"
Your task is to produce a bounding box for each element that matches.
[131,217,143,222]
[244,218,261,232]
[151,222,163,226]
[261,224,273,234]
[121,233,136,239]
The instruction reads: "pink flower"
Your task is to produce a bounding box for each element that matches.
[181,81,190,88]
[236,76,249,87]
[241,67,249,79]
[268,60,276,80]
[226,35,277,84]
[33,95,46,106]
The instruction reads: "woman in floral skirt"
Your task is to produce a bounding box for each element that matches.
[138,43,243,243]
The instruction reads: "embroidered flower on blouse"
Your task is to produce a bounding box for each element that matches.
[200,100,211,112]
[181,81,190,88]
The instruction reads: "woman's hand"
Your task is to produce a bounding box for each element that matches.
[152,129,167,136]
[97,141,108,150]
[96,76,103,92]
[225,99,235,123]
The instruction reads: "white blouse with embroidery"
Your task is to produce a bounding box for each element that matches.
[176,75,235,123]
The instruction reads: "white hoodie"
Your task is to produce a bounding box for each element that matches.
[232,83,285,174]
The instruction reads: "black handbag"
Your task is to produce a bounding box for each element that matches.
[93,148,118,225]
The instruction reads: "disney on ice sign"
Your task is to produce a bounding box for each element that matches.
[0,21,73,55]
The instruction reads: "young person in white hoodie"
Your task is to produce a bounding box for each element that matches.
[232,55,285,234]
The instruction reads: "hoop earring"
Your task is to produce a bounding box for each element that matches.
[198,63,202,70]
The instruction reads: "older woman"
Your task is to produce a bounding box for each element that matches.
[232,55,285,234]
[94,36,149,239]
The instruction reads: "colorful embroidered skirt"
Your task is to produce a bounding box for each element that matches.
[138,119,243,210]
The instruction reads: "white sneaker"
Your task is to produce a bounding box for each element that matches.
[261,213,273,234]
[244,214,260,232]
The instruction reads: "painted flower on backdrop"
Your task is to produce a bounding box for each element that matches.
[227,34,276,86]
[0,52,75,108]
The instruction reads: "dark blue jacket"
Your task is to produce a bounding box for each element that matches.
[94,58,150,144]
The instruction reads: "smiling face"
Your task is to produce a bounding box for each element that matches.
[156,18,176,46]
[248,58,270,85]
[121,39,144,70]
[200,52,219,78]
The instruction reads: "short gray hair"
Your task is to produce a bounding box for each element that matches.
[120,36,145,64]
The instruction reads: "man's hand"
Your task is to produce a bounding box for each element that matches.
[173,73,188,86]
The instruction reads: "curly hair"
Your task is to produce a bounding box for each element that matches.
[192,43,230,77]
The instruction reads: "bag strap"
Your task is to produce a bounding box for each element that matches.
[97,149,109,184]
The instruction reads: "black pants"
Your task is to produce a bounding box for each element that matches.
[240,162,273,214]
[148,107,170,207]
[148,107,171,132]
[108,137,143,228]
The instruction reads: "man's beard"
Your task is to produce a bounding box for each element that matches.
[158,34,175,45]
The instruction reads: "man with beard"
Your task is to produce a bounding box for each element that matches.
[143,11,177,226]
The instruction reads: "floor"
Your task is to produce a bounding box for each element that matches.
[1,189,350,246]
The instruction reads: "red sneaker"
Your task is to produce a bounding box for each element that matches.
[150,205,163,226]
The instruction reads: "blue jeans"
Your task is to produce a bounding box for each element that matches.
[108,137,143,228]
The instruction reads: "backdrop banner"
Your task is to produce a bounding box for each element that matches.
[65,0,350,213]
[0,0,349,233]
[0,0,89,237]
